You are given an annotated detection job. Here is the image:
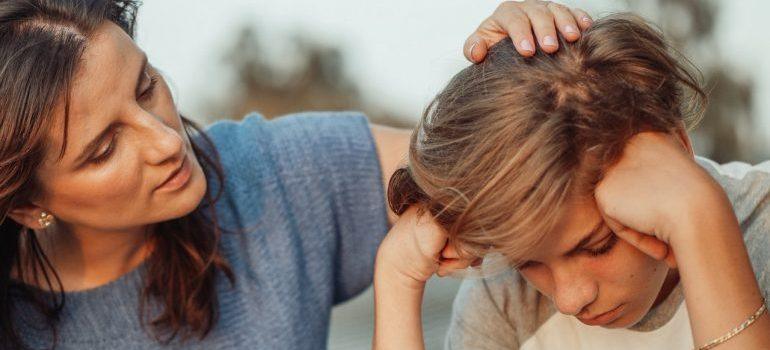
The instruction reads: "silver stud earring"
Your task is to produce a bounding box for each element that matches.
[38,211,54,228]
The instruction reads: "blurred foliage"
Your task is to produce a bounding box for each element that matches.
[211,3,767,162]
[205,25,412,128]
[628,0,766,162]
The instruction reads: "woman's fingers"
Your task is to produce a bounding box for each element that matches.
[569,7,593,30]
[491,3,537,56]
[521,2,559,53]
[465,1,592,62]
[547,2,580,42]
[463,33,489,63]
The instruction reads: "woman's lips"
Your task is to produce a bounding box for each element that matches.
[577,304,625,326]
[155,156,192,193]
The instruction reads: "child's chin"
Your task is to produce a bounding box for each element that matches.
[608,309,646,329]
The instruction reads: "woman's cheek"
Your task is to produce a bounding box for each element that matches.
[75,150,144,203]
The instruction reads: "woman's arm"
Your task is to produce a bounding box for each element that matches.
[595,132,770,349]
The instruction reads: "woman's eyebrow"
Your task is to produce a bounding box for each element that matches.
[564,220,605,257]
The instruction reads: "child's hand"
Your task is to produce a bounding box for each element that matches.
[373,206,479,350]
[375,206,477,290]
[595,132,770,348]
[594,132,730,265]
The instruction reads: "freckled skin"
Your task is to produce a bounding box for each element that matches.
[518,196,675,328]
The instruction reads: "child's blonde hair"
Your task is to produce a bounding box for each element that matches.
[388,14,706,264]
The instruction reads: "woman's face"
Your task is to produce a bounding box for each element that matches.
[516,196,672,328]
[32,21,207,233]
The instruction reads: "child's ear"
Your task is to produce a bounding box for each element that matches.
[6,204,51,230]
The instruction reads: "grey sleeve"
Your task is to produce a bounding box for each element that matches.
[444,277,521,350]
[698,159,770,300]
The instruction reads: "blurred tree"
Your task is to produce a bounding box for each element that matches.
[628,0,764,162]
[208,4,767,162]
[205,24,411,128]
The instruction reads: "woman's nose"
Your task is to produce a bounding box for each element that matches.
[551,265,598,316]
[137,112,185,164]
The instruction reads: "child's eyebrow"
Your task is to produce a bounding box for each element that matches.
[564,220,605,257]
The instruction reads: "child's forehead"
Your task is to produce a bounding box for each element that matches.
[504,199,607,263]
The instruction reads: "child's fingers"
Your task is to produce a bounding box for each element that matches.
[664,247,677,269]
[601,214,669,261]
[615,225,670,261]
[440,244,459,259]
[436,257,475,277]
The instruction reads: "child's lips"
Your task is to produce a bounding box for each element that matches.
[577,304,625,326]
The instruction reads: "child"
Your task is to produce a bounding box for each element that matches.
[374,13,770,350]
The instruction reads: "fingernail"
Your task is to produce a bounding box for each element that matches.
[520,39,534,53]
[543,35,557,47]
[469,41,478,60]
[582,16,592,24]
[565,25,578,34]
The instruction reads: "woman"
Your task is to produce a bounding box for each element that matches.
[0,0,591,349]
[375,14,770,350]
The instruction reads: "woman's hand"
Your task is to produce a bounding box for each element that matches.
[465,0,593,62]
[373,206,476,350]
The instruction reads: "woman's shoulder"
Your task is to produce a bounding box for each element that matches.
[198,111,388,304]
[203,111,371,152]
[202,110,375,186]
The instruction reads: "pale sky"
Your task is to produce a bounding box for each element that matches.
[135,0,770,143]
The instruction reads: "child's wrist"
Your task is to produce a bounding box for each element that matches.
[374,254,428,294]
[668,187,738,250]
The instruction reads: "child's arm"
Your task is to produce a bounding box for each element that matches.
[372,207,474,350]
[595,132,770,349]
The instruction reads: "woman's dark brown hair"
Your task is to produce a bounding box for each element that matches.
[0,1,233,349]
[388,13,707,264]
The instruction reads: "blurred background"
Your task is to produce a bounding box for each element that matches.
[135,1,770,348]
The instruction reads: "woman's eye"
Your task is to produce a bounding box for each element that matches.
[138,73,159,101]
[91,136,116,165]
[584,233,618,257]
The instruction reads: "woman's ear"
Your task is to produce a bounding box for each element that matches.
[673,122,695,157]
[7,204,50,230]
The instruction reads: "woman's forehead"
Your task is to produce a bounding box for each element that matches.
[48,22,145,163]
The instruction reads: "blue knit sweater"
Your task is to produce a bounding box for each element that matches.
[15,112,389,349]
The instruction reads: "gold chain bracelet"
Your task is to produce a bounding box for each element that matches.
[697,298,767,350]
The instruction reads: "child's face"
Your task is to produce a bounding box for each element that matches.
[515,196,675,328]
